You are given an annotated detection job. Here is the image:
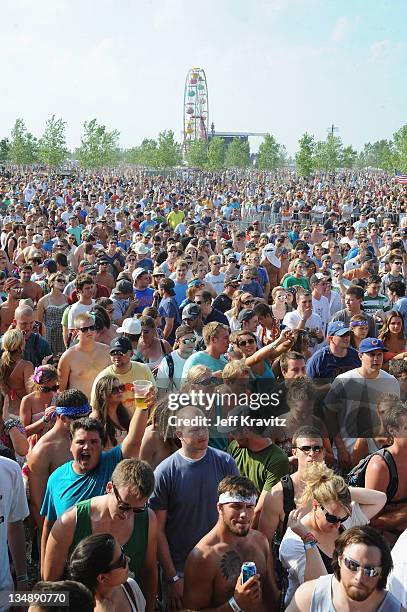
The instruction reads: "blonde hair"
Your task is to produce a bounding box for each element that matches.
[0,329,25,393]
[186,365,212,384]
[298,462,351,514]
[222,359,251,380]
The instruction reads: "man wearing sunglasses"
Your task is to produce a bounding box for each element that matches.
[91,336,155,412]
[156,325,196,393]
[58,312,110,398]
[286,526,404,611]
[43,458,158,612]
[194,290,229,326]
[40,399,156,575]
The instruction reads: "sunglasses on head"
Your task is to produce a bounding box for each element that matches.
[111,384,125,394]
[342,555,382,578]
[112,483,147,514]
[319,505,349,524]
[40,384,59,393]
[108,545,128,571]
[78,324,96,333]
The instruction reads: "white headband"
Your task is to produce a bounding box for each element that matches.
[218,492,257,505]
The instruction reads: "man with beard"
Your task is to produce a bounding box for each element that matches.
[286,525,405,611]
[183,476,277,612]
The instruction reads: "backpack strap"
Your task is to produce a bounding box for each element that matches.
[164,354,175,384]
[281,475,295,536]
[379,448,399,502]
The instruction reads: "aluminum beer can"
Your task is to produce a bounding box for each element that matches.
[241,562,257,584]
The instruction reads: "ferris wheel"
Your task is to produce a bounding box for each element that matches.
[183,67,209,150]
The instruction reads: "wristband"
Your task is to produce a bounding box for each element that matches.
[3,417,20,435]
[301,532,318,543]
[16,574,28,582]
[304,540,318,551]
[167,574,181,585]
[228,597,242,612]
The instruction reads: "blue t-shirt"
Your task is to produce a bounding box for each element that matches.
[182,351,228,378]
[149,448,238,571]
[158,296,181,344]
[40,445,123,522]
[306,346,361,381]
[240,280,264,299]
[173,281,188,307]
[134,287,154,313]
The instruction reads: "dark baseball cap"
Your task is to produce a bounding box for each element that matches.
[182,303,201,320]
[112,279,134,295]
[159,277,175,296]
[237,308,256,323]
[109,336,133,353]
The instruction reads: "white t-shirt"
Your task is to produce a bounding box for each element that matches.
[312,295,330,335]
[67,300,95,329]
[0,457,29,591]
[388,528,407,607]
[205,272,225,295]
[156,350,195,391]
[282,310,324,354]
[280,501,369,606]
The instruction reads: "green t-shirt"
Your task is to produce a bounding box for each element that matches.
[282,275,310,291]
[227,441,289,493]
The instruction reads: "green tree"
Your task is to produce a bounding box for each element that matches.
[38,115,67,167]
[207,137,225,170]
[0,138,10,162]
[156,131,181,168]
[357,140,394,170]
[76,118,120,169]
[135,138,158,168]
[296,132,315,176]
[392,125,407,172]
[185,139,208,168]
[9,119,38,165]
[225,138,250,168]
[313,134,343,171]
[257,134,281,170]
[341,145,358,169]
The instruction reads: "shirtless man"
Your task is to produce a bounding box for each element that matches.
[58,312,110,397]
[19,264,43,305]
[0,277,23,333]
[26,389,91,530]
[183,475,277,612]
[258,426,325,547]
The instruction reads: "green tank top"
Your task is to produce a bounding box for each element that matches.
[70,498,149,579]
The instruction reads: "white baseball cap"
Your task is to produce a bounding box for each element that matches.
[117,318,142,335]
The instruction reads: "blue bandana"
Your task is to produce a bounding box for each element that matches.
[55,403,91,417]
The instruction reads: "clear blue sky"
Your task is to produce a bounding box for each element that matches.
[1,0,406,154]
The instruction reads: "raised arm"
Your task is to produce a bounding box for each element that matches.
[348,486,387,520]
[121,386,156,459]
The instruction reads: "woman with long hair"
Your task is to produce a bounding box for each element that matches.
[19,365,58,438]
[0,329,33,413]
[91,375,131,449]
[134,316,171,373]
[271,286,292,327]
[69,533,145,612]
[279,462,387,607]
[225,291,255,331]
[36,273,69,356]
[378,310,407,362]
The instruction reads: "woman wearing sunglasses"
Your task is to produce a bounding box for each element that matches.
[279,462,386,607]
[69,533,146,612]
[91,375,131,449]
[225,291,255,331]
[19,364,59,440]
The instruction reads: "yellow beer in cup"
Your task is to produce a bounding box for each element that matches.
[133,380,152,410]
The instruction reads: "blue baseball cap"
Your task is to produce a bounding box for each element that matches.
[358,338,386,353]
[327,321,350,337]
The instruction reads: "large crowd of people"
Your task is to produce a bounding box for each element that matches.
[0,165,406,612]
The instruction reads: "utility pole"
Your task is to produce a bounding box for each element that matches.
[326,124,339,137]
